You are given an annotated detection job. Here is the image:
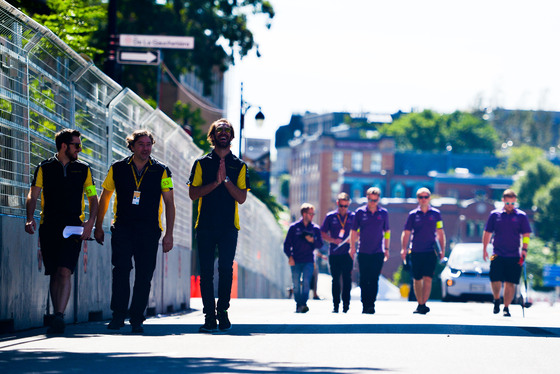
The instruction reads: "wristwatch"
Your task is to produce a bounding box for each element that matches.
[224,176,230,183]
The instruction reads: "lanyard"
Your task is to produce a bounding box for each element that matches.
[131,164,148,190]
[336,213,348,230]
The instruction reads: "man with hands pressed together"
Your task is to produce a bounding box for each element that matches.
[95,130,175,334]
[188,119,249,333]
[482,189,531,317]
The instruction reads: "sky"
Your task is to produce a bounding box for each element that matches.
[225,0,560,152]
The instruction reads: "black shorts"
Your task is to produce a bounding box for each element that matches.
[410,251,437,280]
[39,223,82,275]
[489,256,521,284]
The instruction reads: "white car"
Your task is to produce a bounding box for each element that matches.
[441,243,494,302]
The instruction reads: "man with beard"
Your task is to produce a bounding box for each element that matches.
[188,119,250,332]
[95,130,175,333]
[25,129,99,334]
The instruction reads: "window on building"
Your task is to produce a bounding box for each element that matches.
[332,151,343,172]
[352,152,363,172]
[393,183,405,198]
[370,152,382,172]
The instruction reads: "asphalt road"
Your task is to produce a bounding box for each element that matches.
[1,295,559,374]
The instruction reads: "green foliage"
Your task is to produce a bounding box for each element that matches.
[172,101,209,153]
[534,177,560,244]
[524,237,558,291]
[485,145,545,176]
[247,168,283,220]
[513,159,560,210]
[379,110,498,153]
[106,0,274,98]
[490,109,556,150]
[32,0,106,58]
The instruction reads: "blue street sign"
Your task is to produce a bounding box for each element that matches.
[543,264,560,287]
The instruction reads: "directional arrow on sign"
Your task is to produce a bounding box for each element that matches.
[117,50,161,66]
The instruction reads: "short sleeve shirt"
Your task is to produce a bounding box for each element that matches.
[187,150,250,231]
[404,206,443,253]
[484,208,532,257]
[321,210,355,255]
[352,205,390,254]
[31,155,95,225]
[102,156,172,230]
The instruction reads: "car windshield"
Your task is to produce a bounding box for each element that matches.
[448,244,489,268]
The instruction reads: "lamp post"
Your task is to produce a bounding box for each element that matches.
[239,82,265,158]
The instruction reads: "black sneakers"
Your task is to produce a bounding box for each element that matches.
[47,313,65,334]
[342,305,349,313]
[217,310,232,331]
[131,323,144,334]
[199,314,218,333]
[332,305,339,313]
[493,299,500,314]
[413,304,430,314]
[503,306,511,317]
[107,318,125,330]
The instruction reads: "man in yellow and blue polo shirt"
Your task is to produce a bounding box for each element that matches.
[95,130,175,334]
[25,129,99,334]
[188,118,250,333]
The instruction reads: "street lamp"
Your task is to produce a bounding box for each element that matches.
[239,81,265,158]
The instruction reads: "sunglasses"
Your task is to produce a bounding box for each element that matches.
[67,142,82,149]
[338,204,349,208]
[368,198,379,203]
[418,195,430,199]
[215,127,232,134]
[504,202,515,205]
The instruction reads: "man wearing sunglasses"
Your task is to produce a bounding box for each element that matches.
[350,187,390,314]
[482,189,531,317]
[25,129,99,334]
[401,187,445,315]
[188,119,250,332]
[321,192,355,313]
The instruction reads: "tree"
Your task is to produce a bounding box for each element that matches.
[379,110,498,153]
[29,0,106,58]
[172,101,209,152]
[98,0,274,99]
[485,145,545,176]
[513,159,560,210]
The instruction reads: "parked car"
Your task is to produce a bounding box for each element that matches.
[441,243,494,302]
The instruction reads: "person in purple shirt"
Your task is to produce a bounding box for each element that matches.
[350,187,390,314]
[401,187,445,315]
[321,192,355,313]
[482,189,531,317]
[284,203,324,313]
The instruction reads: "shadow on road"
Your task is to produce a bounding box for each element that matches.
[1,350,387,373]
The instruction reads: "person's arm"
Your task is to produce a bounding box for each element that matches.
[482,230,492,261]
[383,230,391,261]
[94,188,113,245]
[401,230,411,261]
[349,229,359,259]
[188,160,223,201]
[436,228,446,260]
[283,227,295,266]
[161,189,175,253]
[521,233,530,259]
[82,194,99,240]
[223,178,248,204]
[25,186,41,234]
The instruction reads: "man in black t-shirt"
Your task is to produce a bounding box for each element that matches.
[188,118,250,333]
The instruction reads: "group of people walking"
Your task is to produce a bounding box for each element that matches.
[25,119,249,334]
[24,119,532,335]
[284,187,531,318]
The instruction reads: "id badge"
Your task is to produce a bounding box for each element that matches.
[132,191,141,205]
[338,229,345,238]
